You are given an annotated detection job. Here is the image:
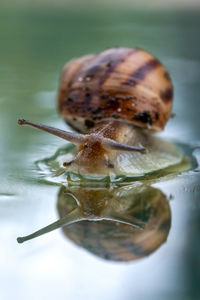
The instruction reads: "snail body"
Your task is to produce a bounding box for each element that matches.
[18,47,182,176]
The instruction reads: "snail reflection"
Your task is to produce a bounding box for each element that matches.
[58,185,171,261]
[18,184,171,262]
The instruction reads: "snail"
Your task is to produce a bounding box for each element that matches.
[18,47,184,177]
[17,184,171,263]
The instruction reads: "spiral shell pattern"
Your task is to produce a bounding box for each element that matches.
[58,48,173,132]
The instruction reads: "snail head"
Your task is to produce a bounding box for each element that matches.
[18,119,146,173]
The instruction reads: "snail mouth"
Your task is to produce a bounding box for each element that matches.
[62,152,115,175]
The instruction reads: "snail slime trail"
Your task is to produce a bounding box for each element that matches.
[17,47,183,177]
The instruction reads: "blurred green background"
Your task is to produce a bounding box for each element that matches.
[0,1,200,300]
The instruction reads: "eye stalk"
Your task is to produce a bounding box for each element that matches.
[102,138,147,154]
[18,119,146,154]
[18,119,85,146]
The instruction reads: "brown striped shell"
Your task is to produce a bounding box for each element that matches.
[58,48,173,133]
[58,185,171,262]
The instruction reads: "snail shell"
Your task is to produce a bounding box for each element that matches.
[58,48,173,133]
[58,185,171,262]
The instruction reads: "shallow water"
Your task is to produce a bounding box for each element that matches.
[0,5,200,300]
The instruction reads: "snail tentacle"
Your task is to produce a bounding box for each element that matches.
[18,119,85,146]
[102,138,147,153]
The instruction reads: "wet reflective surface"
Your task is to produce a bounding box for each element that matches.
[0,4,200,300]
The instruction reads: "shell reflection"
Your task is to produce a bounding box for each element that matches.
[58,185,171,262]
